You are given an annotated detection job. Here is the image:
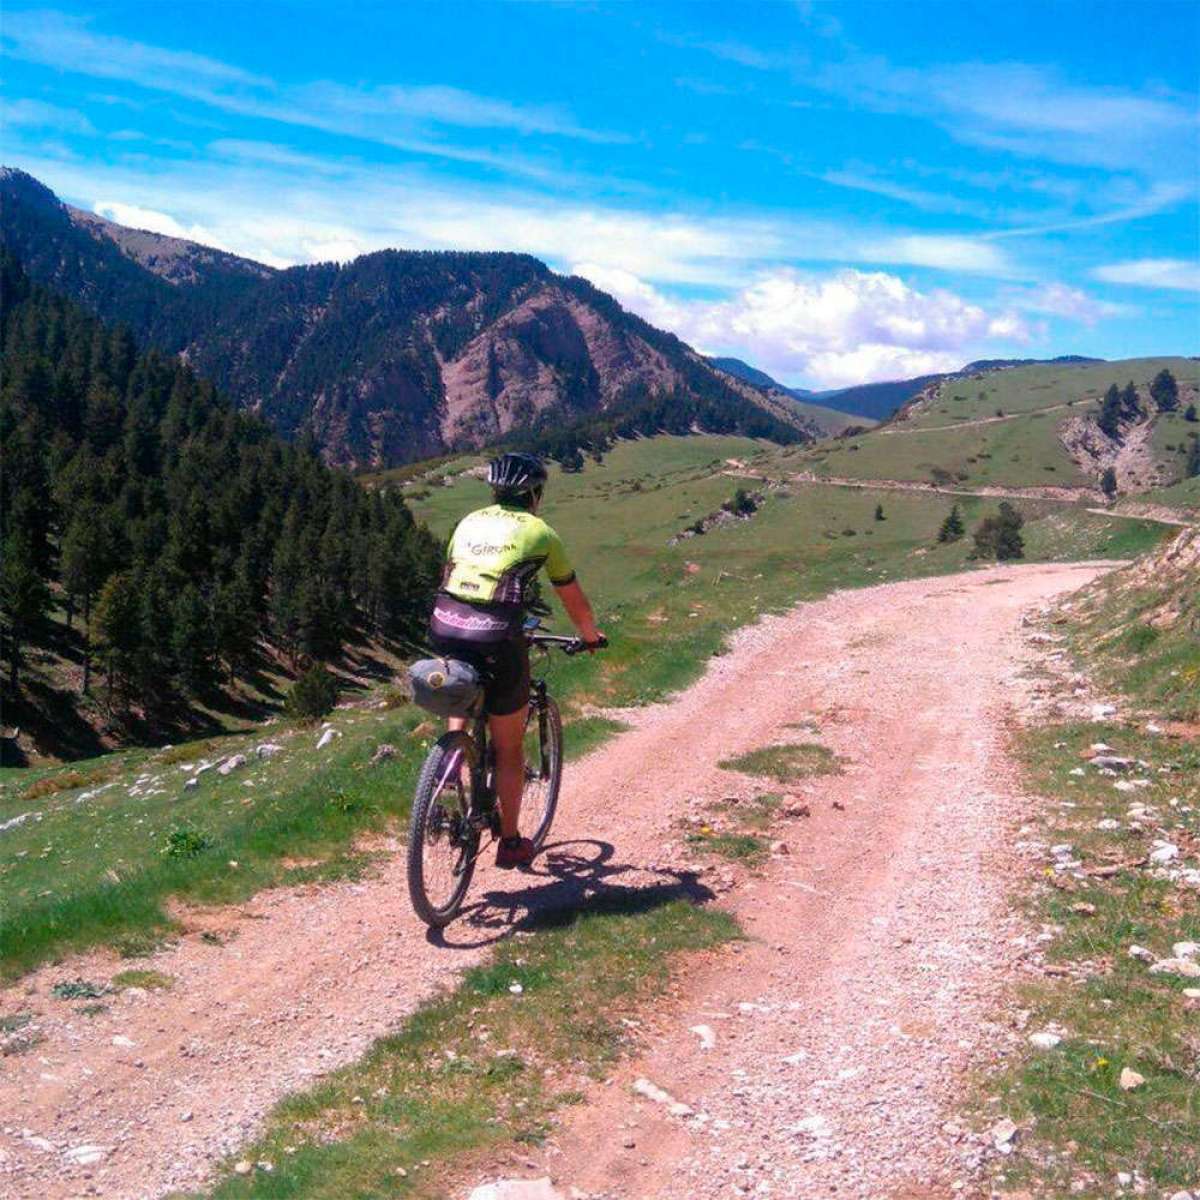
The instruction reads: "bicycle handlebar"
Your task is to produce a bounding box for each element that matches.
[528,632,608,656]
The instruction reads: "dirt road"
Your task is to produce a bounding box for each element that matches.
[0,561,1114,1199]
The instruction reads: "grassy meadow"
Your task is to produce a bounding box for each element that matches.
[759,357,1199,495]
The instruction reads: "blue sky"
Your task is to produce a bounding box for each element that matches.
[1,1,1197,387]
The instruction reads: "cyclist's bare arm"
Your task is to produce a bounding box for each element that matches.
[554,578,603,644]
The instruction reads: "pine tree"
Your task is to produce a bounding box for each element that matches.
[1100,466,1118,499]
[1120,381,1140,420]
[874,503,885,521]
[93,572,141,706]
[1150,369,1179,413]
[213,573,258,679]
[1187,436,1200,479]
[0,526,52,690]
[937,504,965,543]
[171,584,214,693]
[1185,403,1198,423]
[1098,384,1122,439]
[60,510,109,693]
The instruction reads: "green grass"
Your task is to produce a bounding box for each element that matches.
[111,968,174,990]
[763,357,1199,494]
[182,892,738,1199]
[1063,537,1200,722]
[0,706,436,979]
[685,830,769,864]
[719,742,843,782]
[978,722,1200,1196]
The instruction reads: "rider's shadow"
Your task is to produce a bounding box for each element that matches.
[424,838,716,949]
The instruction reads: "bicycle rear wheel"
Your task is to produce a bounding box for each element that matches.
[407,731,480,928]
[523,695,562,849]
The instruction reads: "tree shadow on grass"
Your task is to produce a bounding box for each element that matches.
[424,837,716,950]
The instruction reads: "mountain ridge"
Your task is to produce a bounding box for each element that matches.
[0,167,816,467]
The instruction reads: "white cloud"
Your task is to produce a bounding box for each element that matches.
[858,234,1011,274]
[0,96,94,134]
[1091,258,1200,292]
[94,201,231,251]
[1,8,626,172]
[573,264,1031,388]
[1014,283,1130,325]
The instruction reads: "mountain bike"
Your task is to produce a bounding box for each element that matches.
[406,623,606,928]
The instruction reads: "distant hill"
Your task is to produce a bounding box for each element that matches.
[765,356,1199,505]
[712,353,1111,425]
[0,168,817,467]
[706,356,876,434]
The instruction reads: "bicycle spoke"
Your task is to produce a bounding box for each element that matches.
[420,773,472,911]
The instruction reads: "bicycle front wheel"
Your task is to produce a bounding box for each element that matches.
[523,695,563,849]
[407,731,480,928]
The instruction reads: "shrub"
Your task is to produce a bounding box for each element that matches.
[972,501,1025,561]
[163,829,213,859]
[285,665,340,721]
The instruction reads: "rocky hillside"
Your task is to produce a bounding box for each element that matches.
[0,168,815,468]
[1067,526,1200,721]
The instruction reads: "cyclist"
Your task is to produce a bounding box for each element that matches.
[429,452,604,868]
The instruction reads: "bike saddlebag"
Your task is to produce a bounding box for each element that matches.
[408,657,482,717]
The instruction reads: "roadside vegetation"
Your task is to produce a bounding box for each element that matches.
[978,530,1200,1196]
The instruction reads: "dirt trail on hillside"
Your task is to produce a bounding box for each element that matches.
[880,399,1078,435]
[0,562,1114,1199]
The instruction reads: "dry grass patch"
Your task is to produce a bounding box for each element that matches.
[719,742,843,782]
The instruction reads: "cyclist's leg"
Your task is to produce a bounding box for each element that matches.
[484,637,532,840]
[489,706,528,838]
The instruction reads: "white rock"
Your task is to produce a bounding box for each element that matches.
[24,1135,55,1152]
[65,1145,108,1166]
[1096,819,1121,830]
[1128,945,1154,963]
[1118,1068,1145,1091]
[991,1118,1019,1153]
[1091,704,1117,719]
[1149,958,1200,978]
[508,982,523,995]
[468,1179,565,1200]
[1029,1031,1062,1049]
[111,1035,135,1048]
[1166,1192,1194,1200]
[1182,988,1200,1000]
[1149,842,1180,865]
[255,743,284,759]
[1069,767,1086,777]
[1092,755,1136,770]
[233,1160,252,1175]
[632,1077,693,1117]
[792,1114,832,1139]
[315,729,341,749]
[1146,721,1164,734]
[217,754,247,776]
[183,778,199,791]
[1173,941,1199,960]
[689,1024,716,1050]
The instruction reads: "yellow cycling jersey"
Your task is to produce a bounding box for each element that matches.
[441,503,575,609]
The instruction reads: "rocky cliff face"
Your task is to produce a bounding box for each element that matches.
[1,168,815,468]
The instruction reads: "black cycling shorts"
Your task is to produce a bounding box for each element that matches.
[428,632,530,717]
